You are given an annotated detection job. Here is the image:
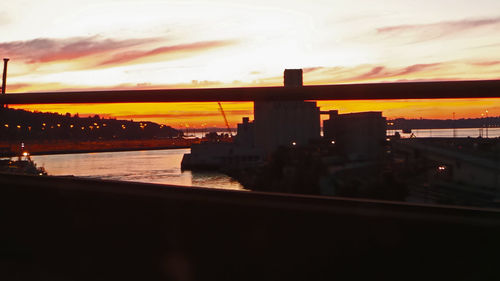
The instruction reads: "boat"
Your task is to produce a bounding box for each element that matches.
[0,153,47,176]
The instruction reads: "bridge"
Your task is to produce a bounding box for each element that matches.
[1,79,500,104]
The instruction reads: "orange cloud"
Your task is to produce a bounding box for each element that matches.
[2,83,31,92]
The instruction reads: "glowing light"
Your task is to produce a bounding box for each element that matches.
[292,141,297,146]
[331,140,335,144]
[70,124,74,128]
[23,152,29,156]
[438,166,446,171]
[42,123,46,126]
[17,125,21,129]
[4,124,8,128]
[81,126,85,130]
[57,124,61,127]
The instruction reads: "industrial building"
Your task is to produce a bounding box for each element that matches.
[182,69,322,168]
[323,110,387,161]
[254,69,321,155]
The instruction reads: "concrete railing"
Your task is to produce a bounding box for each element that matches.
[2,173,500,280]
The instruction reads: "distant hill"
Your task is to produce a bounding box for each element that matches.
[0,107,181,141]
[388,117,500,130]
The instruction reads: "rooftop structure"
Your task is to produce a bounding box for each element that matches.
[323,110,387,161]
[283,69,303,88]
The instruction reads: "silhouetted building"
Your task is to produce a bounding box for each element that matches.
[254,69,320,155]
[181,117,263,169]
[323,111,386,160]
[235,117,255,148]
[183,69,320,168]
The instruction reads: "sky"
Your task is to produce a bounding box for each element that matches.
[2,0,500,127]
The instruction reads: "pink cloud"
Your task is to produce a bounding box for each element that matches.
[306,63,444,84]
[0,36,160,63]
[377,17,500,42]
[469,61,500,66]
[396,63,441,76]
[350,66,387,80]
[98,40,237,66]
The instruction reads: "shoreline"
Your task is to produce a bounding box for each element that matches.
[0,139,198,157]
[25,145,191,156]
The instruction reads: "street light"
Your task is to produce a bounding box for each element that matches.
[485,110,489,138]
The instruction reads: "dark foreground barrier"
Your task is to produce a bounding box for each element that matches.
[1,173,499,281]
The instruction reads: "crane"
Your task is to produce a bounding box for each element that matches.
[217,102,232,137]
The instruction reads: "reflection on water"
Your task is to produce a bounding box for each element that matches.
[31,148,243,190]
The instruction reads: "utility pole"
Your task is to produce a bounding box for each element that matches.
[453,112,456,138]
[2,58,9,94]
[485,110,489,138]
[480,113,484,137]
[1,58,9,108]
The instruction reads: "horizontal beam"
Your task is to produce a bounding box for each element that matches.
[2,80,500,104]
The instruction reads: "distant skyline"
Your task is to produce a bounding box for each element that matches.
[3,0,500,126]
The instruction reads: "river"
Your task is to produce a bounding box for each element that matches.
[30,148,244,190]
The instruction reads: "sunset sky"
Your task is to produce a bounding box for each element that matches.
[2,0,500,127]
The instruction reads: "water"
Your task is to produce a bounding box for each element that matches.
[26,127,500,190]
[30,148,244,190]
[388,127,500,138]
